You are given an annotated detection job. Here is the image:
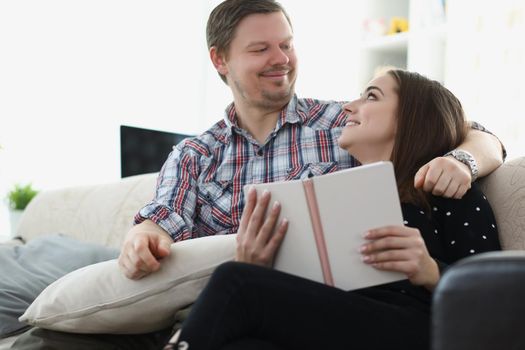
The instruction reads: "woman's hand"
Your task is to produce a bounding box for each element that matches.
[360,225,440,291]
[414,156,471,199]
[235,187,289,267]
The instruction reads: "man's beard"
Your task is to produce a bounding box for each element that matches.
[259,82,295,108]
[234,77,296,110]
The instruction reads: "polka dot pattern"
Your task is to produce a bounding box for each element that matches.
[401,182,501,267]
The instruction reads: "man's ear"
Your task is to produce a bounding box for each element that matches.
[210,47,228,76]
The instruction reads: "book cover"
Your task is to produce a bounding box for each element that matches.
[244,161,406,290]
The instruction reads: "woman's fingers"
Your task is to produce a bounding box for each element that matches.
[369,260,419,276]
[255,200,282,247]
[237,187,256,244]
[361,235,422,254]
[236,188,288,267]
[239,187,257,231]
[361,225,438,287]
[245,190,271,240]
[364,225,417,240]
[263,217,288,257]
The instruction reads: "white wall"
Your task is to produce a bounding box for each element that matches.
[0,0,523,236]
[0,0,363,234]
[445,0,525,160]
[0,0,212,189]
[0,0,363,195]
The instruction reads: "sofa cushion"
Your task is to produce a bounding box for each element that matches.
[20,234,236,334]
[0,234,119,338]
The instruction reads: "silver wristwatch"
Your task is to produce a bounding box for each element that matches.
[444,149,479,182]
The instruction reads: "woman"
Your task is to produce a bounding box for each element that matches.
[166,70,501,349]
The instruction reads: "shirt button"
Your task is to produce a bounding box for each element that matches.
[257,149,264,156]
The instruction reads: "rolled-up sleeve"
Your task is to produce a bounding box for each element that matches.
[469,121,507,160]
[135,141,199,242]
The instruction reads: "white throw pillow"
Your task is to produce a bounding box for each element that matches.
[20,234,236,334]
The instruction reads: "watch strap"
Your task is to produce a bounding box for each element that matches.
[444,149,479,182]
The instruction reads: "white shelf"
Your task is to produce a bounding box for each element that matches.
[358,0,448,87]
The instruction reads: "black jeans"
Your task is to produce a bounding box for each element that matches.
[177,262,430,350]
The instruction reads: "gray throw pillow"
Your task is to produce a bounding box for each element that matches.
[0,234,119,338]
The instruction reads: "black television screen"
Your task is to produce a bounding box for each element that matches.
[120,125,192,178]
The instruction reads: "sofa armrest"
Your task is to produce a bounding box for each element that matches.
[431,251,525,350]
[478,157,525,250]
[16,173,157,248]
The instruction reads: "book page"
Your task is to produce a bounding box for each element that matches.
[244,181,324,284]
[312,162,406,290]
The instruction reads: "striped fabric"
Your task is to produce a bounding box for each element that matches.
[135,95,357,241]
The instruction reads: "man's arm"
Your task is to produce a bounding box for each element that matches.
[455,128,504,178]
[118,220,173,279]
[119,142,200,279]
[414,126,504,199]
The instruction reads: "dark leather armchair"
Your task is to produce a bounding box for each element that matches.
[431,157,525,350]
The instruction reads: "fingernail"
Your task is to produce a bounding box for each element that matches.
[363,231,370,238]
[273,201,280,209]
[262,189,270,197]
[361,255,370,262]
[359,245,367,253]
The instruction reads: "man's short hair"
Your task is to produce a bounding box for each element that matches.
[206,0,292,83]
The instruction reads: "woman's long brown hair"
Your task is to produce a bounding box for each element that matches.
[388,70,468,210]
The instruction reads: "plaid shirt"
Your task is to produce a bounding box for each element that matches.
[135,95,357,241]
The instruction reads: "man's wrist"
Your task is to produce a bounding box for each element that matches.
[444,149,479,182]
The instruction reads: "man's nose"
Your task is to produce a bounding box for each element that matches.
[269,47,290,66]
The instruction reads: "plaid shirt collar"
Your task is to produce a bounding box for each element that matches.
[222,95,304,140]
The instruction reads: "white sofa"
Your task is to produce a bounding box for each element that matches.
[0,173,157,349]
[1,157,524,348]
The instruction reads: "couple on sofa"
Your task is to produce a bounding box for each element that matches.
[114,1,505,349]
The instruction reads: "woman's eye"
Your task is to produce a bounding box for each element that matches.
[366,92,377,100]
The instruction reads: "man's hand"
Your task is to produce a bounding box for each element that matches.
[118,220,173,280]
[235,187,288,267]
[361,225,440,291]
[414,156,471,199]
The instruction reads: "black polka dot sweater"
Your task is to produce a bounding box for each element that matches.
[373,182,501,301]
[402,182,501,268]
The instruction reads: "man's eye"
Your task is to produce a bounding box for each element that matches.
[253,48,267,53]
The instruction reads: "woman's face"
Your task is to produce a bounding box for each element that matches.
[337,73,399,164]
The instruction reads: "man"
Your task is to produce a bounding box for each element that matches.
[118,0,503,279]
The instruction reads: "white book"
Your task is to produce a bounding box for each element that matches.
[244,161,406,291]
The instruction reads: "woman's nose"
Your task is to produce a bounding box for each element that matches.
[343,100,358,114]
